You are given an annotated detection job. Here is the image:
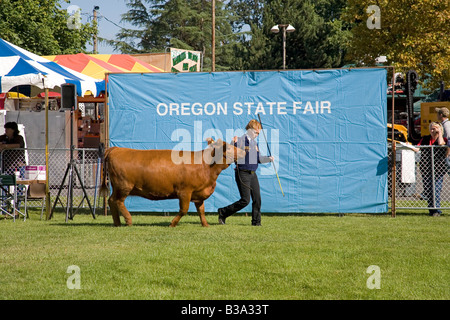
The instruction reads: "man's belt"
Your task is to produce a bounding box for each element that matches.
[237,168,255,174]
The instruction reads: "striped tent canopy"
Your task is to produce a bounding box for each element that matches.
[0,39,104,96]
[43,53,163,79]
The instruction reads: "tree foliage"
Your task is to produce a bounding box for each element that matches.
[116,0,349,71]
[228,0,350,70]
[0,0,96,55]
[342,0,450,90]
[113,0,238,71]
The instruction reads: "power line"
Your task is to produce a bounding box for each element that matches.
[82,10,129,32]
[98,13,127,30]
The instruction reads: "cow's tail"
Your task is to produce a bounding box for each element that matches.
[99,143,110,198]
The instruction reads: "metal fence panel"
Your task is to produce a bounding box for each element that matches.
[389,145,449,215]
[2,146,448,215]
[1,148,102,210]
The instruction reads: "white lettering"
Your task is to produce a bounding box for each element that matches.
[367,5,381,29]
[171,129,191,164]
[278,101,287,114]
[255,102,266,115]
[321,100,331,113]
[233,102,243,115]
[225,305,269,315]
[169,103,180,115]
[303,101,314,114]
[66,265,81,289]
[267,101,276,115]
[181,102,190,115]
[217,102,227,115]
[244,102,254,115]
[181,304,215,317]
[204,102,216,116]
[155,101,331,116]
[293,101,302,114]
[191,102,202,115]
[366,265,381,289]
[193,121,203,164]
[156,103,168,116]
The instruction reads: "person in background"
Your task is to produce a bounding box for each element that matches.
[218,119,274,226]
[436,107,450,160]
[0,122,25,174]
[436,107,450,139]
[417,122,447,216]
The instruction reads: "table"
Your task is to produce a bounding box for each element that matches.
[16,179,46,185]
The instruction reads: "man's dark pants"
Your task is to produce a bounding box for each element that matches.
[220,169,261,225]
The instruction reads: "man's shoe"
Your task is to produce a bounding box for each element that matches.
[218,208,226,225]
[432,212,441,217]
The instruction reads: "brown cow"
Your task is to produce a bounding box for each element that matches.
[100,138,245,227]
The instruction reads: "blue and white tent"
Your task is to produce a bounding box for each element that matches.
[0,38,104,96]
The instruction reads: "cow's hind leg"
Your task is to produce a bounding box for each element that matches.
[195,201,209,227]
[170,193,191,227]
[109,189,132,226]
[108,196,121,227]
[117,198,133,226]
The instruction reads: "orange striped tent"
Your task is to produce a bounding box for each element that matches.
[42,53,163,79]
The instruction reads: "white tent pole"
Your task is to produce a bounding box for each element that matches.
[44,80,50,219]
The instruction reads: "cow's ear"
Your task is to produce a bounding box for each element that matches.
[206,137,215,145]
[210,138,223,148]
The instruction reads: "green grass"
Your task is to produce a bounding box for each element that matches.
[1,209,448,300]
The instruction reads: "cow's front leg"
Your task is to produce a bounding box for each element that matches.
[195,201,209,227]
[170,193,191,227]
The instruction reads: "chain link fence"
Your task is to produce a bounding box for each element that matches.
[1,148,103,212]
[389,144,450,215]
[2,145,448,216]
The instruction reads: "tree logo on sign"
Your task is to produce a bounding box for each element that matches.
[171,48,201,72]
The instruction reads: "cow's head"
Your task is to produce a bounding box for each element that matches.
[205,138,246,165]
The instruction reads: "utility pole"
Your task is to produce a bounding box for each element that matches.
[93,6,99,54]
[211,0,215,72]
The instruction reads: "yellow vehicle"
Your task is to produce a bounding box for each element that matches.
[420,101,450,136]
[387,123,408,143]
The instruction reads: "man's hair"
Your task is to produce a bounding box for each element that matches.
[245,119,262,130]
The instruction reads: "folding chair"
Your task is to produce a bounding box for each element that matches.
[24,183,46,219]
[0,174,26,221]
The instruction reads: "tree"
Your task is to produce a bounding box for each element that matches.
[228,0,350,70]
[114,0,239,71]
[0,0,96,55]
[115,0,349,71]
[342,0,450,90]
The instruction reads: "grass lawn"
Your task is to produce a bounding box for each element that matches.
[0,208,448,300]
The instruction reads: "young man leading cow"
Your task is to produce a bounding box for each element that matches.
[218,119,274,226]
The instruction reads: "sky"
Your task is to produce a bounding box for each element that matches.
[60,0,134,54]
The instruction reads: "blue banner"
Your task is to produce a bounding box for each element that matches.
[107,69,388,213]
